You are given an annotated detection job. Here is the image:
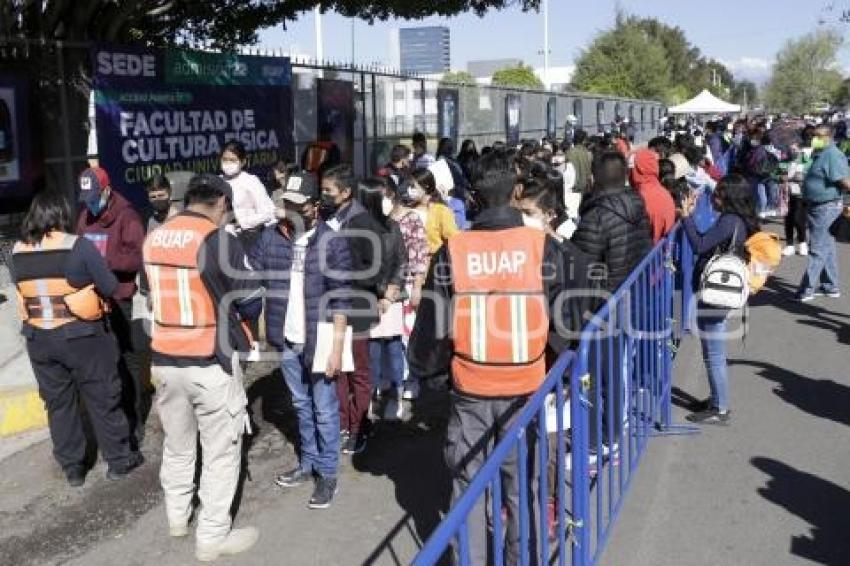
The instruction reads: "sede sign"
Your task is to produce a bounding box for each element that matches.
[96,51,156,78]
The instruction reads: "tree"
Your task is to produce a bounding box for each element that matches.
[731,80,759,108]
[491,64,543,89]
[0,1,542,48]
[763,30,845,114]
[440,71,478,86]
[571,21,671,100]
[0,0,541,200]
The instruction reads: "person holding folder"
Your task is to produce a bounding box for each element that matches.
[249,175,352,509]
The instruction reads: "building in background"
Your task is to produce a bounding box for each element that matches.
[399,26,450,75]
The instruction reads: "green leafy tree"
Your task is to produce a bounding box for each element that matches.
[571,21,671,100]
[440,71,477,86]
[0,0,541,198]
[491,64,543,89]
[763,29,845,114]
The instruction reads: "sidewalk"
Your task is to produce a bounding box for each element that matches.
[602,241,850,565]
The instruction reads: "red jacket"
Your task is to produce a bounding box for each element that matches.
[629,149,676,244]
[76,190,145,301]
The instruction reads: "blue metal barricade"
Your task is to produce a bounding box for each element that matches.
[414,223,697,566]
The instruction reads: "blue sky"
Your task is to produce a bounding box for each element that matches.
[258,0,850,84]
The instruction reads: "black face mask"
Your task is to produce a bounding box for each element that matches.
[320,193,338,209]
[150,198,170,215]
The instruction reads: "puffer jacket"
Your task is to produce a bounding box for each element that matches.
[249,221,352,369]
[571,186,653,292]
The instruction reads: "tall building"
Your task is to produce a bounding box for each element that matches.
[399,26,450,75]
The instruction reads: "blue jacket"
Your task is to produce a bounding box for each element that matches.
[249,221,352,367]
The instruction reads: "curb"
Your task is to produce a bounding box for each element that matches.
[0,387,47,437]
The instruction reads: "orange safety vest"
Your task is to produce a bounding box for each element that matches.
[13,232,106,329]
[143,213,218,358]
[448,226,549,397]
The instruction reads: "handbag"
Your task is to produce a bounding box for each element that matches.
[829,213,850,243]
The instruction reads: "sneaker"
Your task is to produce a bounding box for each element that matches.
[246,341,262,362]
[341,433,366,455]
[781,245,796,257]
[797,242,808,256]
[685,408,731,425]
[274,467,311,488]
[815,289,841,298]
[308,477,338,509]
[339,430,350,452]
[797,292,815,303]
[107,452,144,480]
[383,397,404,421]
[196,527,259,562]
[65,467,86,488]
[402,380,420,400]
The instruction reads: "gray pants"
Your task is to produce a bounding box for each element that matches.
[444,391,539,565]
[152,363,248,545]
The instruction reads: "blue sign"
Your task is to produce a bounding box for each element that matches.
[93,45,294,208]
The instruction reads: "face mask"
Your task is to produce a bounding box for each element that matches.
[522,214,545,231]
[749,139,761,147]
[221,162,240,177]
[320,193,339,211]
[150,198,170,215]
[810,137,827,150]
[86,198,104,216]
[381,197,394,216]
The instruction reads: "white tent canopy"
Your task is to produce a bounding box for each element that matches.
[667,89,741,114]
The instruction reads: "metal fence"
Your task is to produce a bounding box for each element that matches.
[413,225,697,566]
[0,39,664,214]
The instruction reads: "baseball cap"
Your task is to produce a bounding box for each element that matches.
[78,167,110,203]
[188,173,233,202]
[275,173,318,206]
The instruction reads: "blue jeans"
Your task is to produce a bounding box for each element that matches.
[281,344,340,479]
[754,182,768,214]
[696,312,729,412]
[799,201,843,296]
[368,337,405,391]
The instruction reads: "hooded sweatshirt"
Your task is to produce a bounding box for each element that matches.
[76,190,145,301]
[629,148,676,244]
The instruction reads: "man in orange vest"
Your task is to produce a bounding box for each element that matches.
[408,149,574,564]
[143,174,263,562]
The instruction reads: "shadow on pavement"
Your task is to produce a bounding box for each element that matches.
[751,457,850,565]
[728,359,850,427]
[352,386,452,566]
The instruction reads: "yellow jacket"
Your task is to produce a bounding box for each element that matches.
[423,202,459,254]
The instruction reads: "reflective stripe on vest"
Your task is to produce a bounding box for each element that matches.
[448,226,549,397]
[12,232,105,329]
[143,214,218,358]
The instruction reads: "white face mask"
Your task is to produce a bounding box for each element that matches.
[221,162,240,177]
[406,187,423,203]
[522,213,545,231]
[381,196,394,216]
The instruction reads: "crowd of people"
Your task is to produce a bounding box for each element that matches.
[9,108,850,561]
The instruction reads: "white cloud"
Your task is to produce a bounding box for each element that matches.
[720,56,772,81]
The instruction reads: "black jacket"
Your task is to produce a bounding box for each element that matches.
[407,206,589,382]
[571,186,653,293]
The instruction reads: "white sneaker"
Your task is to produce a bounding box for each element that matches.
[246,342,262,362]
[782,245,796,257]
[797,242,808,256]
[196,527,259,562]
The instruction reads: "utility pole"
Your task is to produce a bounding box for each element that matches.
[314,6,323,62]
[351,19,355,66]
[543,0,550,90]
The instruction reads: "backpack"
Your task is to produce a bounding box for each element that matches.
[700,252,750,309]
[744,231,782,293]
[700,221,749,309]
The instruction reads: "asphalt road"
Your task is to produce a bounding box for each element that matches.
[603,234,850,566]
[2,225,848,566]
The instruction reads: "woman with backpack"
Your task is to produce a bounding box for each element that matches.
[680,174,760,425]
